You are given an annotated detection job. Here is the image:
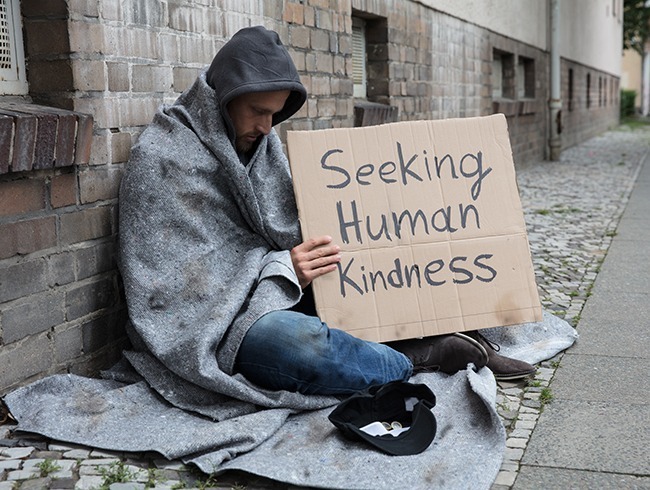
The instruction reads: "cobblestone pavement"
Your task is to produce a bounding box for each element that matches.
[2,124,649,490]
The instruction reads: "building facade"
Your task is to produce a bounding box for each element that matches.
[0,0,622,394]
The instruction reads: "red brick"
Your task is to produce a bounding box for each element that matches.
[59,206,113,245]
[33,112,58,169]
[65,276,116,321]
[24,19,69,56]
[0,217,57,259]
[110,131,132,164]
[21,0,68,17]
[0,179,46,217]
[0,115,13,174]
[0,103,83,169]
[82,308,127,353]
[74,113,94,165]
[2,291,65,343]
[283,2,304,24]
[0,259,48,303]
[51,172,77,208]
[14,104,78,167]
[0,109,37,172]
[0,333,52,392]
[79,166,122,204]
[27,60,74,93]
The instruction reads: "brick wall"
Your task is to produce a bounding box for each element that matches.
[0,0,621,394]
[561,60,620,150]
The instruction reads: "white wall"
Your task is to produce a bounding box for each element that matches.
[560,0,623,76]
[422,0,548,49]
[421,0,622,76]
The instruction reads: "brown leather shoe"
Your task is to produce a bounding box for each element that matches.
[389,333,489,375]
[468,331,536,381]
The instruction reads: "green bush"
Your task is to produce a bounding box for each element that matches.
[620,89,637,118]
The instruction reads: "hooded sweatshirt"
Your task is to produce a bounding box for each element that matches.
[206,26,307,145]
[117,27,335,414]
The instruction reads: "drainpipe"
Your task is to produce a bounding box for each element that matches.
[549,0,562,160]
[642,52,650,116]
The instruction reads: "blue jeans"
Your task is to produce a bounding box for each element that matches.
[235,311,413,395]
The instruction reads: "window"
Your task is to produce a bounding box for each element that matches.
[492,49,515,99]
[598,76,603,107]
[517,56,535,99]
[352,17,366,99]
[568,68,574,111]
[0,0,27,95]
[586,73,591,108]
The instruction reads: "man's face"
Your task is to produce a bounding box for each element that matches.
[227,90,291,154]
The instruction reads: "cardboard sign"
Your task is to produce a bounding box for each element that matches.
[287,114,542,342]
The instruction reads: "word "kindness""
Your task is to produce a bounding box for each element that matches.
[337,253,497,297]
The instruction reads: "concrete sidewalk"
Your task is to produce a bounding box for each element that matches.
[514,147,650,487]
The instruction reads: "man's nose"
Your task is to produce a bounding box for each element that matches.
[257,115,273,135]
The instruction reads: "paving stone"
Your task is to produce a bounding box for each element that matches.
[31,452,63,461]
[148,482,182,490]
[78,458,120,466]
[518,413,538,422]
[514,420,536,430]
[62,449,90,459]
[0,459,21,470]
[508,428,531,439]
[109,483,145,490]
[74,475,104,490]
[499,462,519,472]
[89,449,122,459]
[50,471,74,480]
[50,477,77,489]
[18,477,52,490]
[0,447,35,459]
[7,469,39,480]
[518,406,538,414]
[494,470,517,486]
[506,438,528,449]
[23,459,74,471]
[48,444,81,452]
[503,447,524,461]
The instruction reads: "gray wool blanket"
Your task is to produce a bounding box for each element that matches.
[116,72,337,414]
[4,312,577,489]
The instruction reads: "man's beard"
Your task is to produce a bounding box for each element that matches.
[235,134,258,154]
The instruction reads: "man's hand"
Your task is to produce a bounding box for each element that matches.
[291,235,341,289]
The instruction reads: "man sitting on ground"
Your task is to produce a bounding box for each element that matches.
[118,26,535,400]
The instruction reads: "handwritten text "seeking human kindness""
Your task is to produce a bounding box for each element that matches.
[318,141,498,298]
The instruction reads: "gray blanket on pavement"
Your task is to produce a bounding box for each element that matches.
[3,312,577,490]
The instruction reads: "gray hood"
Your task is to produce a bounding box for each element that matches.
[206,26,307,142]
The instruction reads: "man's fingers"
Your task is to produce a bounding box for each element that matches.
[304,262,338,281]
[291,235,341,289]
[303,254,340,272]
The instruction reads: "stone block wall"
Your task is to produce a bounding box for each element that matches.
[0,0,620,394]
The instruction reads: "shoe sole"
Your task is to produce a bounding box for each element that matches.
[452,332,489,365]
[492,369,536,381]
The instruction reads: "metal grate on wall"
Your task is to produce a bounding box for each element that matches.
[352,17,366,98]
[0,0,26,94]
[0,1,12,71]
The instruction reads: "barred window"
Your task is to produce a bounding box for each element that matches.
[352,17,367,99]
[0,0,27,95]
